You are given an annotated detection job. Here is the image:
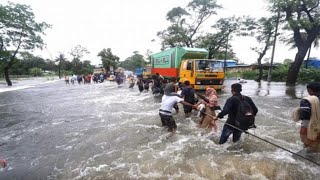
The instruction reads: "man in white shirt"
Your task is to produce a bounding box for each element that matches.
[159,95,196,132]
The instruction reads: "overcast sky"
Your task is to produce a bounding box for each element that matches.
[4,0,320,65]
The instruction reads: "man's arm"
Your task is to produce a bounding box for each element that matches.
[217,98,233,119]
[179,100,197,109]
[247,97,258,116]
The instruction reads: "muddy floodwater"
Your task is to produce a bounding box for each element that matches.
[0,77,319,179]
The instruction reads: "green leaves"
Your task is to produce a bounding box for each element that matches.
[158,0,221,49]
[120,52,146,71]
[0,2,50,85]
[98,48,120,71]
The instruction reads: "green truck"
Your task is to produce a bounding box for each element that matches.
[150,47,225,90]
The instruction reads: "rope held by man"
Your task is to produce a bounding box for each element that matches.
[202,112,320,166]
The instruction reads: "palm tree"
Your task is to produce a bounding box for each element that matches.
[55,53,66,79]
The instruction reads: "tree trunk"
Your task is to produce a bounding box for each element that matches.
[286,46,309,85]
[4,67,12,86]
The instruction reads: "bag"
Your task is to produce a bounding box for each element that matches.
[235,95,255,130]
[292,107,300,122]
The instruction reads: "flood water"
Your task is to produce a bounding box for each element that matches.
[0,78,319,179]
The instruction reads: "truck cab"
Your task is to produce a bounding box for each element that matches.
[179,59,224,90]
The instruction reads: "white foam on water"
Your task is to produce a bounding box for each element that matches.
[0,85,35,93]
[76,164,109,179]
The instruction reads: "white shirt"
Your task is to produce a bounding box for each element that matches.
[159,95,183,115]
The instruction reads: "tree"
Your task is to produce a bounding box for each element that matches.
[55,53,66,79]
[250,17,276,81]
[197,16,247,59]
[120,51,146,71]
[69,45,89,60]
[20,51,46,70]
[268,0,320,85]
[157,0,221,49]
[97,48,119,72]
[29,67,43,76]
[0,2,50,86]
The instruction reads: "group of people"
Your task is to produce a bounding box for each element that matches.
[158,79,258,145]
[153,74,319,152]
[64,74,93,84]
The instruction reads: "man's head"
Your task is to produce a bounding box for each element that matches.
[184,80,190,86]
[170,77,177,83]
[307,82,320,95]
[231,83,242,94]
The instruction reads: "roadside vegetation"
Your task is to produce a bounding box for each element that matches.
[228,61,320,83]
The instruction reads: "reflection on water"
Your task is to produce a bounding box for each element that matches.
[0,79,319,179]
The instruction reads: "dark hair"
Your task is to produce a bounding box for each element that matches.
[307,82,320,93]
[162,79,168,84]
[156,73,159,76]
[170,77,177,82]
[184,80,190,86]
[231,83,242,93]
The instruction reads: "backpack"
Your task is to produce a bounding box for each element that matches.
[235,95,255,130]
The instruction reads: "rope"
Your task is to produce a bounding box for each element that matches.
[202,112,320,166]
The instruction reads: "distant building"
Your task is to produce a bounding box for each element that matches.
[216,59,278,72]
[217,60,237,67]
[304,59,320,69]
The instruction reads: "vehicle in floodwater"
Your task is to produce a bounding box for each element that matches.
[150,47,225,90]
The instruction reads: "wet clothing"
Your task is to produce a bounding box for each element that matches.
[217,93,258,144]
[219,125,242,144]
[218,93,258,126]
[181,86,195,114]
[298,94,320,151]
[137,79,144,92]
[159,113,177,131]
[159,95,183,131]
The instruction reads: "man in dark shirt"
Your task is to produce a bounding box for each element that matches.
[181,80,195,114]
[214,83,258,144]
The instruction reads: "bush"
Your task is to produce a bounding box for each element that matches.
[241,70,259,79]
[29,67,43,76]
[298,68,320,82]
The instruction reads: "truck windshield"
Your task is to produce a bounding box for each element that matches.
[195,60,223,72]
[144,66,151,72]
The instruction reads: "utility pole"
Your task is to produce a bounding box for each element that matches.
[268,10,280,82]
[224,33,229,73]
[305,44,312,69]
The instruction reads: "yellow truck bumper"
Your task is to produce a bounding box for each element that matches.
[194,84,224,90]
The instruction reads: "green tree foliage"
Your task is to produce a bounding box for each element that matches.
[29,67,43,76]
[120,51,146,71]
[157,0,221,49]
[44,59,57,72]
[197,16,247,59]
[0,2,50,85]
[98,48,119,71]
[20,51,46,70]
[268,0,320,85]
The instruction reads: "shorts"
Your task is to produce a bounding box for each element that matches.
[159,113,177,132]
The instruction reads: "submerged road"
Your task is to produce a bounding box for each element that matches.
[0,78,319,179]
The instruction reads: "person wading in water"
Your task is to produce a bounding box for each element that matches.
[293,82,320,152]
